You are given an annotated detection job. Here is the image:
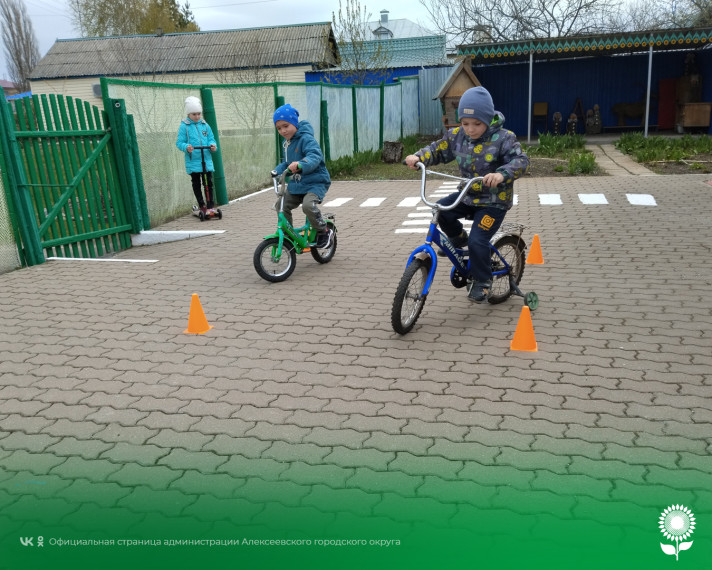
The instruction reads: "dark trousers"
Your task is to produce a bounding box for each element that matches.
[275,192,326,231]
[436,194,507,283]
[190,171,214,208]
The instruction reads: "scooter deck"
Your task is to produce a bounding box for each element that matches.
[192,205,223,221]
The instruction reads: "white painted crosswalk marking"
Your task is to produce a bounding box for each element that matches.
[539,194,563,205]
[360,197,386,207]
[322,198,353,207]
[397,197,421,207]
[579,194,608,204]
[396,228,429,234]
[626,194,657,206]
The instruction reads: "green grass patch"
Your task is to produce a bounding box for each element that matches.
[568,152,598,175]
[615,133,712,162]
[526,133,586,157]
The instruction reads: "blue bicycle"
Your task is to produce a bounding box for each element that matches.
[391,163,538,335]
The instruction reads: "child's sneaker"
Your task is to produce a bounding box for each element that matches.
[315,227,334,249]
[467,281,491,303]
[200,205,208,214]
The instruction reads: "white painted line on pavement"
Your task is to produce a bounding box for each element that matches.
[229,187,271,203]
[539,194,563,205]
[360,197,387,207]
[322,198,353,207]
[579,194,609,204]
[397,197,421,207]
[395,228,429,234]
[626,194,657,206]
[407,213,432,217]
[402,220,431,225]
[132,230,226,246]
[47,257,158,263]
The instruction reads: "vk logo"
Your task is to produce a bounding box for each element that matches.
[20,537,34,546]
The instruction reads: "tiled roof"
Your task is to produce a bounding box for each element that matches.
[336,35,449,70]
[30,23,338,80]
[458,27,712,62]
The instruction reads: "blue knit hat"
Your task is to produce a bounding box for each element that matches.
[273,104,299,127]
[458,86,495,124]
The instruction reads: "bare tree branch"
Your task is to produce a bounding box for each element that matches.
[0,0,40,91]
[327,0,393,85]
[68,0,198,38]
[419,0,625,43]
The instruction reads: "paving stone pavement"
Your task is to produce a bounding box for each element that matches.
[1,167,711,566]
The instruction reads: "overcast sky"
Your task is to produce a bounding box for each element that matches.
[2,0,436,80]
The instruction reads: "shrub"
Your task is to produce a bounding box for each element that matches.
[567,152,597,175]
[529,133,586,157]
[616,133,712,162]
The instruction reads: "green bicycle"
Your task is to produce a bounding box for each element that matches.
[253,170,337,282]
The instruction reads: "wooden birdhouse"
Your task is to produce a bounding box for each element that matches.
[433,59,482,132]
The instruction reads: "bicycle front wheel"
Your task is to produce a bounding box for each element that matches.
[391,258,430,335]
[489,235,525,304]
[253,237,296,282]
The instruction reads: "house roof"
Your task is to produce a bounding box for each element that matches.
[432,59,480,100]
[367,18,434,39]
[458,26,712,63]
[336,35,449,70]
[30,22,338,80]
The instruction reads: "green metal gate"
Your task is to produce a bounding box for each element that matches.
[0,93,138,265]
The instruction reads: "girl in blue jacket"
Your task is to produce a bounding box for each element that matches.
[272,104,334,249]
[176,96,217,213]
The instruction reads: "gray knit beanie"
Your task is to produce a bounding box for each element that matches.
[458,86,495,124]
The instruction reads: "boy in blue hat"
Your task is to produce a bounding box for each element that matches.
[272,103,334,249]
[176,96,218,215]
[404,86,529,303]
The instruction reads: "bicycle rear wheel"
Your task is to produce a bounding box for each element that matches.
[488,235,525,304]
[310,224,337,264]
[391,258,430,335]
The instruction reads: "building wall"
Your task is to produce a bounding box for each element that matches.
[474,49,712,137]
[30,66,313,102]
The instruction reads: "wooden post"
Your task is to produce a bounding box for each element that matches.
[107,99,144,233]
[199,88,227,206]
[0,92,44,266]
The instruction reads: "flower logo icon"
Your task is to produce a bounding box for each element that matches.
[659,505,695,560]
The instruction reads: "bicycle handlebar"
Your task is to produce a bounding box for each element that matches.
[271,169,289,196]
[190,145,214,149]
[410,162,484,211]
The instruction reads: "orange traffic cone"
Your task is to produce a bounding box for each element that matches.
[183,293,213,334]
[510,306,537,352]
[526,234,544,265]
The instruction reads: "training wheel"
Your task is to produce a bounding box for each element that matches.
[198,211,205,221]
[524,292,539,311]
[217,209,222,220]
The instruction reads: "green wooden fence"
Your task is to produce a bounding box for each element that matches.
[0,92,146,266]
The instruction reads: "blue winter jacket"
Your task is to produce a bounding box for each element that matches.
[274,121,331,199]
[415,112,529,210]
[176,118,217,174]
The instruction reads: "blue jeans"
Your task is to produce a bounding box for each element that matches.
[436,195,507,283]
